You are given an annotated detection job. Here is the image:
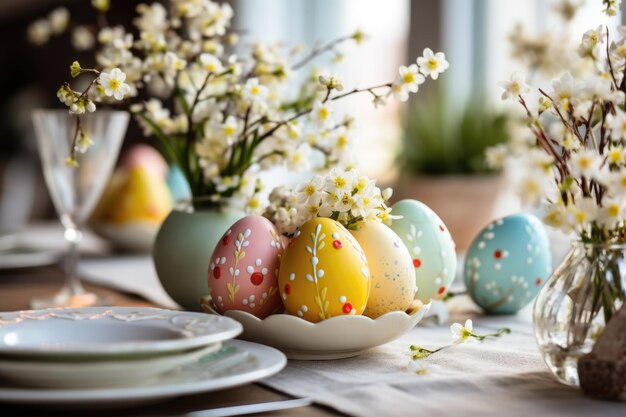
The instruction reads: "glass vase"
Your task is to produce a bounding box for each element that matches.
[533,241,626,386]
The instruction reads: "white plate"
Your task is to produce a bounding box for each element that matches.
[202,298,430,360]
[0,307,242,358]
[0,343,222,389]
[0,340,286,408]
[0,246,60,270]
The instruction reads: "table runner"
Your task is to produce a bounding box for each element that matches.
[260,305,626,417]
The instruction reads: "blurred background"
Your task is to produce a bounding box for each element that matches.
[0,0,624,250]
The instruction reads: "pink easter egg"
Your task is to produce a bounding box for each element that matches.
[122,144,168,179]
[208,215,285,318]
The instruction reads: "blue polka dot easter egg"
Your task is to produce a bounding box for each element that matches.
[389,199,457,303]
[464,213,552,315]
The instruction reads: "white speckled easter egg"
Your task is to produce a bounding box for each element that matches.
[389,199,457,303]
[350,221,416,318]
[208,215,285,319]
[464,213,551,314]
[278,217,370,323]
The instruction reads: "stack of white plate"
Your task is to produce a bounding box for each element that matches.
[0,307,286,407]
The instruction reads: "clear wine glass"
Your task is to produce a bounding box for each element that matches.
[32,109,128,308]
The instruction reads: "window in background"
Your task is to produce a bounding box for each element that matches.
[442,0,623,110]
[234,0,410,184]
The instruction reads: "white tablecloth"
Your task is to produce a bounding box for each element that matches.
[12,224,626,416]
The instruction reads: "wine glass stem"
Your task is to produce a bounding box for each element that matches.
[64,226,84,295]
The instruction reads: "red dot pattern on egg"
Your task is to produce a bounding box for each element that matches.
[284,283,291,295]
[250,272,263,286]
[342,302,353,314]
[222,235,230,246]
[333,240,342,249]
[213,266,221,279]
[437,286,446,295]
[439,225,445,232]
[494,250,503,259]
[413,258,421,268]
[535,278,542,286]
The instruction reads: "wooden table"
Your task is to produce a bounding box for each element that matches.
[0,265,339,416]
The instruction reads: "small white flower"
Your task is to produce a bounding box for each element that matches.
[516,170,552,208]
[551,71,582,110]
[416,48,449,80]
[199,53,223,73]
[396,64,425,93]
[165,52,187,72]
[221,116,239,139]
[486,144,508,169]
[134,2,168,35]
[607,146,625,165]
[99,68,131,100]
[390,82,409,102]
[450,319,473,343]
[311,100,333,128]
[604,0,621,16]
[27,19,51,45]
[92,0,110,12]
[567,198,598,233]
[598,198,626,229]
[543,203,569,232]
[569,148,602,178]
[72,26,95,50]
[243,78,268,103]
[606,109,626,141]
[48,7,69,34]
[69,101,85,115]
[606,168,626,197]
[85,100,96,113]
[498,72,530,101]
[579,25,606,58]
[325,168,354,194]
[318,74,344,91]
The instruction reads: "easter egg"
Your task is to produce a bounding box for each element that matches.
[389,199,457,303]
[166,165,192,204]
[122,144,168,179]
[464,213,551,314]
[208,215,285,319]
[93,166,172,225]
[278,217,370,322]
[350,221,416,318]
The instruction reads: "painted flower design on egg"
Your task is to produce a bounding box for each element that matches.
[208,215,284,318]
[278,218,370,323]
[405,222,449,299]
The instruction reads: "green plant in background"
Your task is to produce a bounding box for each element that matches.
[400,94,509,175]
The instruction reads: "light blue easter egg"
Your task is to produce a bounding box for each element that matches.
[167,165,192,204]
[464,213,551,315]
[389,199,457,303]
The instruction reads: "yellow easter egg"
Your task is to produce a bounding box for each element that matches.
[107,167,172,224]
[350,221,417,318]
[278,218,370,323]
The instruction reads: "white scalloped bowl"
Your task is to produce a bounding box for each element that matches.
[201,298,430,360]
